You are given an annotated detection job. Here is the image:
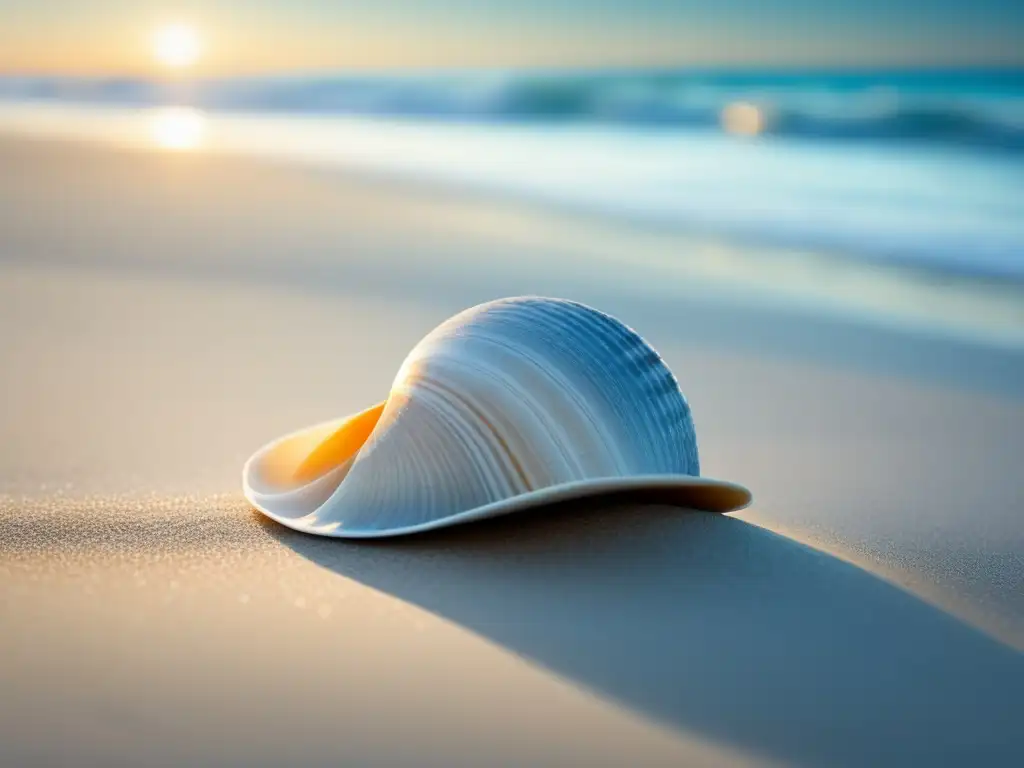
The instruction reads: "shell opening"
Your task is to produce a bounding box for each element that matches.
[254,402,385,491]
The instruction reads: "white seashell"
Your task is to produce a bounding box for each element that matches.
[243,297,751,538]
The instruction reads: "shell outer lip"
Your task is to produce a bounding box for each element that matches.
[243,414,753,540]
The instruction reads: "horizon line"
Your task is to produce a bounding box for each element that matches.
[3,62,1024,80]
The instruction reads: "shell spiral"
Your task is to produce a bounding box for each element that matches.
[244,297,731,537]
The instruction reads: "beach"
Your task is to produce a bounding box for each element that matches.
[2,136,1024,766]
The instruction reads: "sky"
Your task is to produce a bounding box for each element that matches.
[1,0,1023,75]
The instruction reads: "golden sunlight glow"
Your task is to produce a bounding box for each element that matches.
[251,402,385,490]
[153,23,201,69]
[293,403,385,485]
[721,101,766,137]
[150,107,206,150]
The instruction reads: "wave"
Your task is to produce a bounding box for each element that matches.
[2,69,1024,151]
[2,100,1023,282]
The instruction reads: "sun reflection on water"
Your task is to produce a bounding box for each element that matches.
[721,101,766,137]
[150,107,206,150]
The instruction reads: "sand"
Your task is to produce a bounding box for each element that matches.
[2,137,1023,767]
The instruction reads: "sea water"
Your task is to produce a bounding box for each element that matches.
[1,68,1022,284]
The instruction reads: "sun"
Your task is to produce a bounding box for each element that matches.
[153,23,201,69]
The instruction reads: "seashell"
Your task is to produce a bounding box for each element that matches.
[243,297,751,538]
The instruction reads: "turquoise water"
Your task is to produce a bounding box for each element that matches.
[2,68,1023,279]
[4,68,1023,149]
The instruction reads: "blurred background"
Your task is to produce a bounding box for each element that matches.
[4,7,1024,767]
[0,1,1022,342]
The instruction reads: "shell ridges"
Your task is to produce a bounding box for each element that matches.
[243,297,751,538]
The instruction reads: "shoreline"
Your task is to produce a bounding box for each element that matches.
[1,107,1023,349]
[2,129,1024,353]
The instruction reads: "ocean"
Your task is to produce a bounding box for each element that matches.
[1,68,1023,282]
